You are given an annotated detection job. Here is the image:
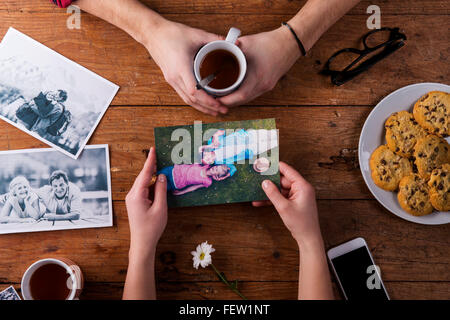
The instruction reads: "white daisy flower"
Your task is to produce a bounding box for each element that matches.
[191,241,215,269]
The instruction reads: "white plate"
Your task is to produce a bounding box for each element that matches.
[359,83,450,225]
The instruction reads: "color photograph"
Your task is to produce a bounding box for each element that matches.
[155,119,280,208]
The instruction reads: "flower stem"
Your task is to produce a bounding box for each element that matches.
[211,263,247,300]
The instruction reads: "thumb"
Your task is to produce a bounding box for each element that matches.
[262,180,289,212]
[153,174,168,211]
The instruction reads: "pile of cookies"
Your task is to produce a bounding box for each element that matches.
[370,91,449,216]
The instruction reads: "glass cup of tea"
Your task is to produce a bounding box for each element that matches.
[194,27,247,96]
[21,258,84,300]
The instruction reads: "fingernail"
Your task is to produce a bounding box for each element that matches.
[219,107,228,114]
[158,174,166,182]
[149,147,153,154]
[262,180,270,189]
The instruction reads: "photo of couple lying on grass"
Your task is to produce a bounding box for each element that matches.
[0,145,112,234]
[154,119,280,208]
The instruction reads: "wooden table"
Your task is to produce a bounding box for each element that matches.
[0,0,448,300]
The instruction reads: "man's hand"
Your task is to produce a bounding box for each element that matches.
[144,20,228,116]
[75,0,360,114]
[125,147,168,257]
[76,0,228,116]
[219,27,301,107]
[0,193,8,205]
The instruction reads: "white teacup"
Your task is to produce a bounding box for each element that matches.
[194,27,247,96]
[21,258,83,300]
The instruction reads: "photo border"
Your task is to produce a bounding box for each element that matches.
[0,286,21,300]
[0,144,113,235]
[0,27,119,159]
[154,118,280,208]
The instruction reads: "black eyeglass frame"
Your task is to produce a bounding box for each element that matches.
[321,27,407,86]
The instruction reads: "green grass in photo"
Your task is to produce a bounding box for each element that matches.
[154,118,280,208]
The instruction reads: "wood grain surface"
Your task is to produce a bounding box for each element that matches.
[0,14,448,106]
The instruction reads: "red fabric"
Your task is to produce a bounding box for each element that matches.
[51,0,73,8]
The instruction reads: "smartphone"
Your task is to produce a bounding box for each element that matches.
[327,237,390,300]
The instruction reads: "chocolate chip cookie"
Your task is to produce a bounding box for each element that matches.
[385,111,427,157]
[413,91,449,138]
[370,145,413,191]
[428,164,450,211]
[413,134,450,180]
[398,174,434,216]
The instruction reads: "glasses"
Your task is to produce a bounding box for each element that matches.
[321,27,407,86]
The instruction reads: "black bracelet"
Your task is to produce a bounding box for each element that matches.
[281,22,306,56]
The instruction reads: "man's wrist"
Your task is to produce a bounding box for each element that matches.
[275,26,302,62]
[286,20,309,53]
[138,12,169,50]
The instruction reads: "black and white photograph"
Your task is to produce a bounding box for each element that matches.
[0,27,119,159]
[0,145,113,235]
[0,286,21,300]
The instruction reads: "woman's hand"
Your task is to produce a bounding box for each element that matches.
[172,184,205,196]
[7,192,18,201]
[214,173,231,181]
[253,162,323,248]
[125,147,168,257]
[219,27,301,107]
[143,20,228,116]
[25,194,34,203]
[123,147,167,300]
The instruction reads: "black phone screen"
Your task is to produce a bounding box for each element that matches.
[331,246,389,300]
